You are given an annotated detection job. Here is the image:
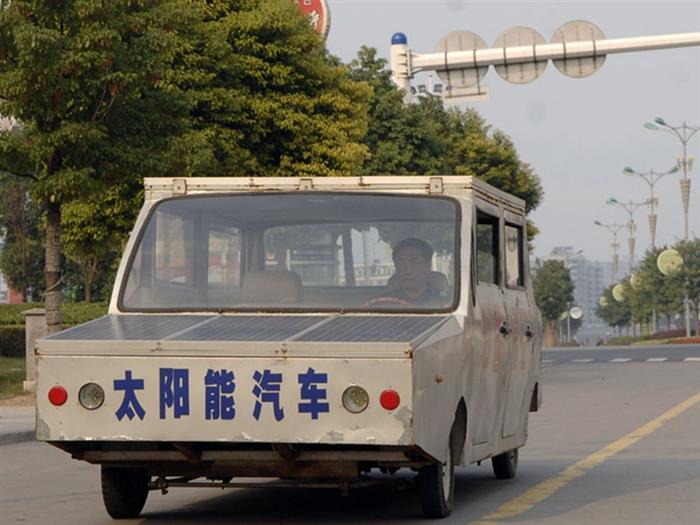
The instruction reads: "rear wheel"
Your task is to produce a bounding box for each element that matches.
[492,448,518,479]
[418,441,455,518]
[101,466,150,519]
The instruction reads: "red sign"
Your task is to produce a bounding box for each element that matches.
[297,0,331,40]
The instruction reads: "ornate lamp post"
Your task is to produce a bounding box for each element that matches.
[644,118,698,241]
[606,198,648,270]
[623,165,679,248]
[593,221,625,281]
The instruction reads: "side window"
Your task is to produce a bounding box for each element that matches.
[154,211,195,286]
[476,210,500,285]
[505,224,524,288]
[208,226,241,287]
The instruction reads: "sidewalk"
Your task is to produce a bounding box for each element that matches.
[0,406,35,445]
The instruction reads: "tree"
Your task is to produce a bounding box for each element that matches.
[347,47,544,217]
[62,183,142,302]
[533,259,574,347]
[0,173,44,299]
[164,0,370,177]
[628,247,684,332]
[671,239,700,334]
[596,284,631,331]
[1,1,188,330]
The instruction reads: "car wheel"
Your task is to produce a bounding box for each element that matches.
[101,466,150,519]
[418,442,454,518]
[492,448,518,479]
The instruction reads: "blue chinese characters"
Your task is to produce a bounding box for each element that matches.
[114,370,146,421]
[205,369,236,420]
[298,367,329,420]
[113,367,331,422]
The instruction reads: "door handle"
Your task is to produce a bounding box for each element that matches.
[499,321,511,336]
[525,324,534,338]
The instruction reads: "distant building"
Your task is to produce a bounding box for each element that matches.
[542,246,615,327]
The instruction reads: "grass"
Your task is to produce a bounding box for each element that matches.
[0,357,26,399]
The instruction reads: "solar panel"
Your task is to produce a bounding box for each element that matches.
[297,316,448,343]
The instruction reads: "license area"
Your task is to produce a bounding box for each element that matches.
[37,356,412,444]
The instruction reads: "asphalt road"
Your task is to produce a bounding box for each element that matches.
[2,344,699,525]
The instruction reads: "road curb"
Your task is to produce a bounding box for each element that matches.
[0,430,35,446]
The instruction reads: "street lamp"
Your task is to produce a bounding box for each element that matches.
[623,165,679,247]
[606,197,649,270]
[593,220,625,281]
[644,118,699,241]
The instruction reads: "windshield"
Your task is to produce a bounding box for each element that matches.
[120,193,459,312]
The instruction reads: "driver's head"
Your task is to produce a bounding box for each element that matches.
[392,238,433,297]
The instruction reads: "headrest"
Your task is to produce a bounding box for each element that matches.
[241,270,302,303]
[388,271,450,295]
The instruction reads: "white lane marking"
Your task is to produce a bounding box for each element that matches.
[610,358,631,363]
[572,358,593,363]
[646,358,667,362]
[685,357,700,362]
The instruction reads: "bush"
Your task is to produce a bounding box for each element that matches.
[604,335,646,346]
[0,325,25,357]
[0,302,108,326]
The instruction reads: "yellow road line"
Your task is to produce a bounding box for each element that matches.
[472,391,700,524]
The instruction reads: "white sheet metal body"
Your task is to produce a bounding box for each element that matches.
[37,176,541,470]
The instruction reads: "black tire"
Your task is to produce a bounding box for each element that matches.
[418,443,455,518]
[101,466,150,519]
[491,448,518,480]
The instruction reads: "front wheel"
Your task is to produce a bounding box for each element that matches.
[101,466,150,519]
[418,444,454,518]
[492,448,518,480]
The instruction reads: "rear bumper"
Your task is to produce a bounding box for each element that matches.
[49,441,435,478]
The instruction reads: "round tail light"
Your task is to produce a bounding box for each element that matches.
[380,389,400,410]
[78,383,105,410]
[48,386,68,406]
[342,385,369,413]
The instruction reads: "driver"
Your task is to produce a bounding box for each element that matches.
[369,238,442,305]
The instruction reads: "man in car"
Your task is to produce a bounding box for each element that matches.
[368,238,445,306]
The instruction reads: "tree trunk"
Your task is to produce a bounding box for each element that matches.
[543,319,557,348]
[82,257,99,303]
[45,198,62,333]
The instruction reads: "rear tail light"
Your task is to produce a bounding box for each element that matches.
[380,389,400,410]
[342,385,369,413]
[48,386,68,406]
[78,383,105,410]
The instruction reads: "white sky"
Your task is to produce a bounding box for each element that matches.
[324,0,700,263]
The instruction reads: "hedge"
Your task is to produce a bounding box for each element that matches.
[0,325,25,358]
[0,303,108,357]
[0,302,108,326]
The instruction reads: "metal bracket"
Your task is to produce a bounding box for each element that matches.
[429,177,444,194]
[172,178,187,195]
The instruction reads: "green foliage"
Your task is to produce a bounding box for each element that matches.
[0,326,24,358]
[62,183,141,301]
[671,239,700,310]
[596,284,631,329]
[0,0,188,197]
[532,259,574,321]
[165,0,369,177]
[347,47,544,216]
[0,174,44,299]
[0,302,107,326]
[597,240,699,331]
[627,247,683,324]
[0,356,25,397]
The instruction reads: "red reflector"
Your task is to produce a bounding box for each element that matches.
[48,386,68,406]
[380,389,400,411]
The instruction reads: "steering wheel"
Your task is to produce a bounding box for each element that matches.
[363,296,412,307]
